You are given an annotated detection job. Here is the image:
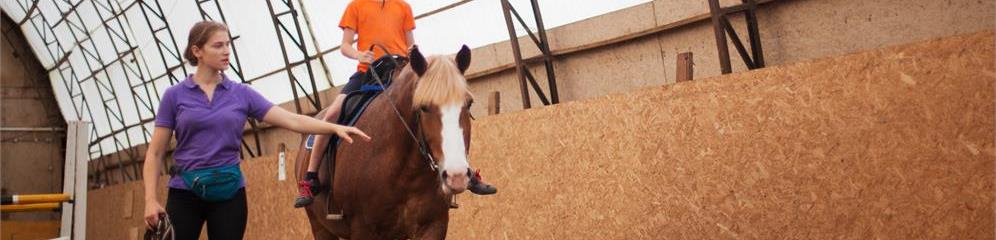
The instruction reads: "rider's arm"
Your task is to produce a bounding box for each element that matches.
[341,28,361,60]
[405,31,414,49]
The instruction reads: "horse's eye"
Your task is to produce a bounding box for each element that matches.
[419,106,429,112]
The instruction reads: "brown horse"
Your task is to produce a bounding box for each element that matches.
[295,45,477,239]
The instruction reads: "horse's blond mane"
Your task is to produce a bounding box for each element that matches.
[412,56,471,109]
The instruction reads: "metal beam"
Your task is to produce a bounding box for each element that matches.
[55,0,139,181]
[14,0,110,184]
[137,0,187,85]
[709,0,766,74]
[265,0,321,114]
[500,0,558,109]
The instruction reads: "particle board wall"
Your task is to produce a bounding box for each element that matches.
[86,31,994,239]
[240,153,312,240]
[85,176,166,240]
[0,220,60,239]
[447,31,994,239]
[86,153,313,240]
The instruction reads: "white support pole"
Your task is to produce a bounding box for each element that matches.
[59,122,78,238]
[59,121,89,240]
[73,121,89,240]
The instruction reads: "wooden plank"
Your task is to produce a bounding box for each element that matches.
[488,91,501,115]
[676,52,694,82]
[122,189,133,218]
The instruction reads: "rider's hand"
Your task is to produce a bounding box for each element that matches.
[144,200,166,230]
[336,126,371,144]
[358,51,375,64]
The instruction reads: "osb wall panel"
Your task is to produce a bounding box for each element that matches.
[87,176,167,240]
[652,0,741,25]
[448,31,994,239]
[759,0,995,67]
[241,153,312,240]
[1,220,60,240]
[554,36,667,102]
[88,32,993,239]
[87,152,313,240]
[461,0,994,116]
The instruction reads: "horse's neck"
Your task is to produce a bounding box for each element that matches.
[356,69,445,208]
[379,70,437,178]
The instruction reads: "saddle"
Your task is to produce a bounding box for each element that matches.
[305,54,407,151]
[339,54,407,126]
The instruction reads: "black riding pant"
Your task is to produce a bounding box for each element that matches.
[166,188,247,240]
[340,71,367,94]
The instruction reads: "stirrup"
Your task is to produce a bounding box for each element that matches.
[449,195,459,209]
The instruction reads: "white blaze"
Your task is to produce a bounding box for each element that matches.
[439,103,469,172]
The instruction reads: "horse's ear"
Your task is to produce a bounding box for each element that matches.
[456,45,471,74]
[409,45,427,77]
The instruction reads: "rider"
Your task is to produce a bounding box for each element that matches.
[295,0,497,208]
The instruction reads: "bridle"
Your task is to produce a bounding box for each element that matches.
[366,44,440,174]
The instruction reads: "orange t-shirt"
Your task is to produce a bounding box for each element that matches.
[339,0,416,72]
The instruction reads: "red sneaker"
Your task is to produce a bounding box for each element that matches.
[294,180,316,208]
[468,169,497,195]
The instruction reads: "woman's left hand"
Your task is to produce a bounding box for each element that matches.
[335,126,371,144]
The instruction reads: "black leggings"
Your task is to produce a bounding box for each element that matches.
[166,188,247,240]
[340,71,367,94]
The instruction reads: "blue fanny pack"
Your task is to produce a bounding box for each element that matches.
[179,165,243,202]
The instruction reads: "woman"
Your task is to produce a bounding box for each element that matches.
[142,21,370,239]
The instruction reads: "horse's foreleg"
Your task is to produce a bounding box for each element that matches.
[413,220,449,240]
[310,226,337,240]
[306,208,339,240]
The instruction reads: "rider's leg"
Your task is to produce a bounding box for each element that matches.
[306,94,347,173]
[296,72,364,208]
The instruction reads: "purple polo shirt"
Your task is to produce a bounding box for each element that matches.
[155,74,274,190]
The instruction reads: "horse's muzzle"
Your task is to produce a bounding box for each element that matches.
[441,168,471,194]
